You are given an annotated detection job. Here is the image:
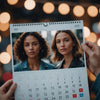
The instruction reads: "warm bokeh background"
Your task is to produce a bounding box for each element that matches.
[0,0,100,100]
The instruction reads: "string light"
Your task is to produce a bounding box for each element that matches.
[43,2,55,14]
[58,3,70,15]
[0,36,1,42]
[51,31,57,36]
[84,26,90,38]
[24,0,36,10]
[98,22,100,32]
[3,72,12,82]
[7,0,19,5]
[0,52,11,64]
[87,5,98,17]
[6,44,12,58]
[0,12,11,24]
[73,5,85,17]
[41,31,47,38]
[86,32,97,43]
[0,23,9,31]
[97,38,100,46]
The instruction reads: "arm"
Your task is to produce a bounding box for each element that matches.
[81,41,100,99]
[0,79,17,100]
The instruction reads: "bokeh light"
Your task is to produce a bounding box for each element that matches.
[87,5,98,17]
[3,72,12,82]
[0,36,2,42]
[58,3,70,15]
[84,26,90,38]
[41,31,47,38]
[43,2,55,14]
[0,12,11,24]
[98,22,100,32]
[97,38,100,46]
[86,32,97,43]
[7,0,19,5]
[51,31,57,36]
[0,52,11,64]
[87,68,96,82]
[6,44,12,58]
[73,5,85,17]
[0,23,9,31]
[24,0,36,10]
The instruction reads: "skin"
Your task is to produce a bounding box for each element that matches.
[56,32,74,56]
[24,35,41,59]
[56,32,75,68]
[0,79,17,100]
[24,35,41,70]
[81,41,100,76]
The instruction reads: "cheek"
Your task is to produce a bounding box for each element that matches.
[65,43,73,49]
[56,44,60,50]
[35,46,41,52]
[24,47,28,52]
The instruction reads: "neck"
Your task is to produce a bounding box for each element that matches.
[63,54,73,68]
[28,57,40,70]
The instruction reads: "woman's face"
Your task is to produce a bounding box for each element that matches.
[56,32,74,56]
[24,35,41,59]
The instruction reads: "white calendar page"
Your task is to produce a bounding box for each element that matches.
[10,20,90,100]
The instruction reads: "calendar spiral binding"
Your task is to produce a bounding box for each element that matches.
[12,20,82,27]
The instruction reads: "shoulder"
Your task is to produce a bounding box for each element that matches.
[41,60,56,69]
[92,73,100,97]
[14,62,22,71]
[14,60,27,71]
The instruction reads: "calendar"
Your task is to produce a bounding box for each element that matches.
[10,20,90,100]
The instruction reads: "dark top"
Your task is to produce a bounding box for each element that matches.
[56,58,84,69]
[92,73,100,100]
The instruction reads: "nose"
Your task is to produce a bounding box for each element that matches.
[29,44,33,49]
[60,41,64,46]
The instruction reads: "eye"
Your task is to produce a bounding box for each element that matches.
[24,43,29,46]
[33,43,38,46]
[56,40,60,43]
[65,39,69,42]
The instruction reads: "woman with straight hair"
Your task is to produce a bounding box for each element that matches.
[51,30,84,69]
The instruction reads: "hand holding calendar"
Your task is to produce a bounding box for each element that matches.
[81,41,100,76]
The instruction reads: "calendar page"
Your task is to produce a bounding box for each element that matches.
[10,20,90,100]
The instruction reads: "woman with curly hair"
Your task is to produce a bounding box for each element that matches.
[13,32,55,72]
[51,30,84,69]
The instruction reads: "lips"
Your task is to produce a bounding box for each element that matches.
[29,51,35,55]
[60,48,66,51]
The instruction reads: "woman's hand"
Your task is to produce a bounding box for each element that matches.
[0,79,17,100]
[81,41,100,76]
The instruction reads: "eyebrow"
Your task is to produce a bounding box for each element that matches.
[56,37,69,40]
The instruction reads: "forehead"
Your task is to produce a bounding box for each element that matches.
[24,35,39,42]
[56,32,71,39]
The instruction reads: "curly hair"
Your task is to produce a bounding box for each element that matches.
[13,32,50,61]
[51,30,83,63]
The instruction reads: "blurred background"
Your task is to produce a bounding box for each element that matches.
[0,0,100,99]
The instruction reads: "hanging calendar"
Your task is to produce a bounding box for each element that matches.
[10,20,90,100]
